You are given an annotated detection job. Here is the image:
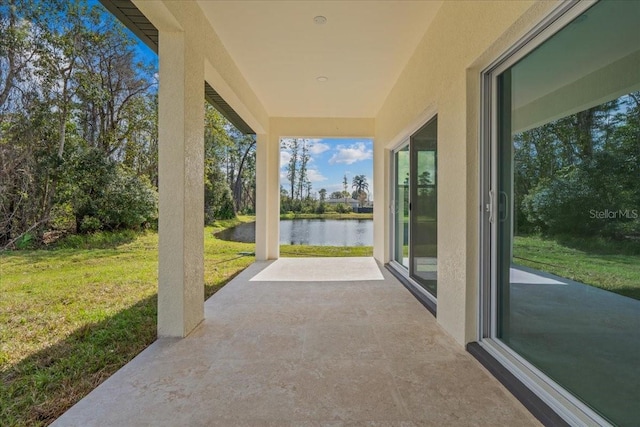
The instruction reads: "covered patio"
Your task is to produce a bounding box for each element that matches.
[67,0,589,424]
[53,258,537,426]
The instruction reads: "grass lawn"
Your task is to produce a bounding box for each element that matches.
[514,235,640,300]
[280,244,373,257]
[0,217,258,426]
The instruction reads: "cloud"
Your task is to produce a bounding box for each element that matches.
[309,142,330,155]
[329,142,373,165]
[307,169,327,182]
[280,151,291,169]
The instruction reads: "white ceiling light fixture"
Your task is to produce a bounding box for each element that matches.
[316,76,328,82]
[313,15,327,25]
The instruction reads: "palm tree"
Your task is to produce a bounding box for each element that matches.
[352,175,369,206]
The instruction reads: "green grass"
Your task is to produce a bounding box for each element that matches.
[0,219,256,427]
[280,245,373,257]
[514,235,640,300]
[279,212,373,220]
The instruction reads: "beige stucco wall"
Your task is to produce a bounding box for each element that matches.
[374,0,558,345]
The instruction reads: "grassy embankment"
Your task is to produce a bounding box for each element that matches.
[514,235,640,300]
[0,215,374,426]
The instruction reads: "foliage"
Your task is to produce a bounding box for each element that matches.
[204,105,255,218]
[351,174,369,207]
[335,203,352,214]
[0,0,158,246]
[280,138,316,213]
[515,94,640,239]
[204,163,235,223]
[0,1,253,246]
[57,149,157,232]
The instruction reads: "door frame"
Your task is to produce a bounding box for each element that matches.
[388,115,438,306]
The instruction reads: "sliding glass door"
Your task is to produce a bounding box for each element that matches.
[410,119,437,296]
[392,117,438,298]
[483,1,640,424]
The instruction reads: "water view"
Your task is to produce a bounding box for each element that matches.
[215,219,373,246]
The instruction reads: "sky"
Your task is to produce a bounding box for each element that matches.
[280,138,374,200]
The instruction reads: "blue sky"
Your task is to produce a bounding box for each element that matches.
[280,138,374,200]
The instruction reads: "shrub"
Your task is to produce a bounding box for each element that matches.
[58,149,158,233]
[335,203,352,214]
[204,166,235,223]
[98,170,158,230]
[80,216,102,233]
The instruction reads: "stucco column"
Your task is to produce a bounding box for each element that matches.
[255,132,280,260]
[157,30,205,337]
[373,140,389,263]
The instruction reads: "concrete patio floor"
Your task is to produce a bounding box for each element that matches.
[53,258,539,426]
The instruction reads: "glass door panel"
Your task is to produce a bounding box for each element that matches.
[410,118,437,296]
[492,1,640,423]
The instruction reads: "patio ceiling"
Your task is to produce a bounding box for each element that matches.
[197,1,443,118]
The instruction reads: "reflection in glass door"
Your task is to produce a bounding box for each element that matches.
[392,117,438,298]
[410,118,438,296]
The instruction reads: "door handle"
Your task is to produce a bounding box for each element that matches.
[499,191,508,222]
[487,190,495,224]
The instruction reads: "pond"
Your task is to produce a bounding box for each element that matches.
[215,219,374,246]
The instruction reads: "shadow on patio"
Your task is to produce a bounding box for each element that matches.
[53,258,538,426]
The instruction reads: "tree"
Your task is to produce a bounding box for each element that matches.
[352,174,369,206]
[0,0,160,246]
[515,94,639,238]
[281,138,298,203]
[296,139,311,201]
[0,0,35,111]
[342,174,349,203]
[318,188,327,202]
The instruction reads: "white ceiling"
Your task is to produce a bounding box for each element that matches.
[197,1,443,118]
